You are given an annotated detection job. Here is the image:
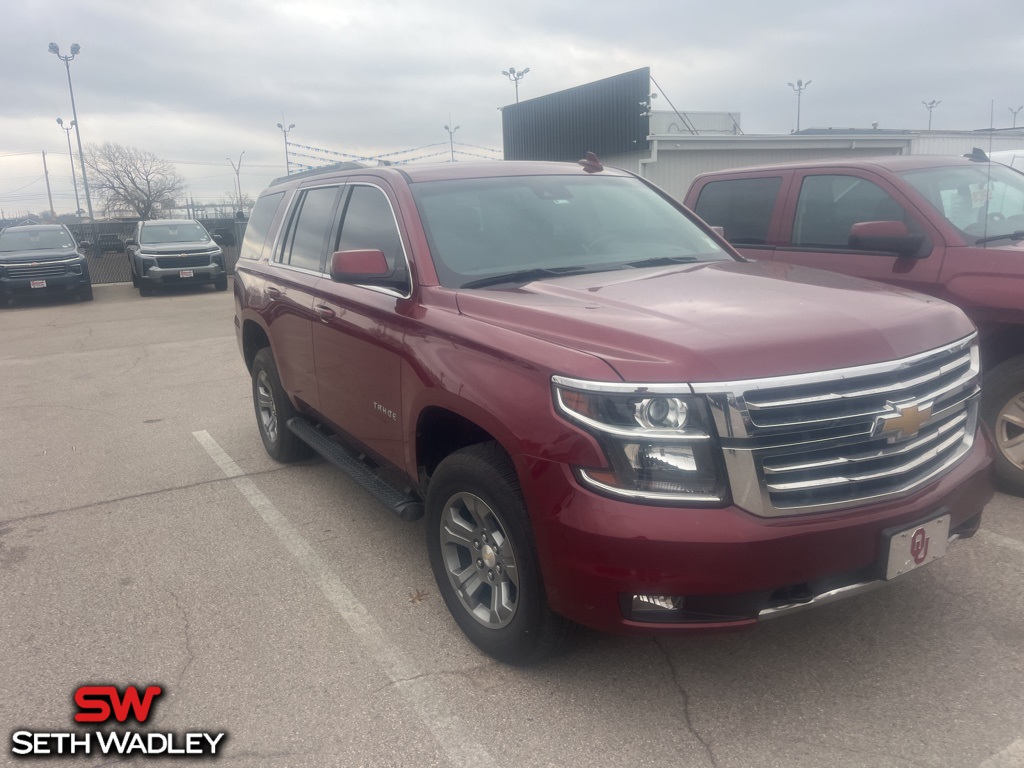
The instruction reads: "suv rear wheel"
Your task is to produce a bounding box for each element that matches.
[251,348,313,462]
[426,443,573,665]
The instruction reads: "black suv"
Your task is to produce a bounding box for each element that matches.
[126,219,227,296]
[0,224,93,306]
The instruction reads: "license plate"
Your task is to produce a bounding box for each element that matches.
[30,280,47,289]
[884,514,950,579]
[179,269,194,278]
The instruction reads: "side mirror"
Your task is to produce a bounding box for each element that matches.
[709,225,725,238]
[848,221,926,258]
[212,234,224,245]
[124,238,137,247]
[330,249,390,283]
[78,241,92,250]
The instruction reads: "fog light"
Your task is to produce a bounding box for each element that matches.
[631,594,684,612]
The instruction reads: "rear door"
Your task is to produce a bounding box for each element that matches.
[771,169,945,295]
[687,172,792,261]
[264,184,345,412]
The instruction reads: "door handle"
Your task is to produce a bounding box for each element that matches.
[314,304,336,320]
[266,286,282,298]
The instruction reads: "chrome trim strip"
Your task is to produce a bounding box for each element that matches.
[758,580,886,620]
[577,469,723,503]
[553,389,710,442]
[552,374,695,396]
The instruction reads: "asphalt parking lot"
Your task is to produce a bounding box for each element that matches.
[2,282,1023,768]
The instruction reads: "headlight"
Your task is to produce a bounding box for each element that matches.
[553,376,726,503]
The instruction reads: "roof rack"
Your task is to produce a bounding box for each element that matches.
[269,161,369,187]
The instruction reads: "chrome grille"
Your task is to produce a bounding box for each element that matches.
[156,254,211,268]
[6,262,69,279]
[693,335,980,516]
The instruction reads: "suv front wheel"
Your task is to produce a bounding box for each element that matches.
[426,443,573,665]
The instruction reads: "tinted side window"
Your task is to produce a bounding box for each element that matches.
[793,175,913,248]
[336,185,408,287]
[239,192,285,261]
[693,177,782,244]
[283,187,341,272]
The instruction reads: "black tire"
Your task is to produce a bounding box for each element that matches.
[79,285,94,302]
[214,275,228,292]
[139,283,154,297]
[982,356,1024,495]
[426,443,573,666]
[131,269,139,288]
[251,347,313,462]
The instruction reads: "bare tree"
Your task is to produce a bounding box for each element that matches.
[85,142,187,219]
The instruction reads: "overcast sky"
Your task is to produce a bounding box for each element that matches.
[2,0,1022,217]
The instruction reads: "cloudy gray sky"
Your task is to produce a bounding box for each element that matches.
[2,0,1022,217]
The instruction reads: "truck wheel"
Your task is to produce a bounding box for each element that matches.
[214,275,228,292]
[79,285,94,302]
[251,348,312,462]
[131,270,139,288]
[983,357,1024,495]
[426,443,573,666]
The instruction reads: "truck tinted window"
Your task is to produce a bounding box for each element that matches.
[793,175,911,248]
[239,192,285,261]
[693,177,781,245]
[336,185,408,288]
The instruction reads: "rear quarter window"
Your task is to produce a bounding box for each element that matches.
[239,192,285,261]
[692,177,782,245]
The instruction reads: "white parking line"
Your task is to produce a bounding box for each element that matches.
[976,529,1024,556]
[192,430,495,768]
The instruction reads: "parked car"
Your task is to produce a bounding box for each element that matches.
[684,152,1024,494]
[125,219,227,296]
[0,223,93,305]
[235,159,993,664]
[96,233,126,253]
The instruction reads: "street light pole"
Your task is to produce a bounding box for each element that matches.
[276,122,295,175]
[922,100,941,130]
[501,66,530,103]
[48,43,96,232]
[787,79,811,132]
[1010,105,1024,129]
[56,118,82,218]
[227,151,245,213]
[443,118,460,162]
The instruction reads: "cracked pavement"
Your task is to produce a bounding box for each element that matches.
[2,283,1024,767]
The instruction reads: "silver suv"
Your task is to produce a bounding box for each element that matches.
[125,219,227,296]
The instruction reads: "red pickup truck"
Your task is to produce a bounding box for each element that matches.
[685,152,1024,495]
[235,159,992,664]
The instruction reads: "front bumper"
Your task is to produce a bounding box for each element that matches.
[0,261,91,297]
[142,263,223,284]
[516,430,994,634]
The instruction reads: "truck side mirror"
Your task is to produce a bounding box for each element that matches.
[330,249,390,283]
[848,221,926,258]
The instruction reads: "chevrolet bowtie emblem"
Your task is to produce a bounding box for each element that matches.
[874,401,932,440]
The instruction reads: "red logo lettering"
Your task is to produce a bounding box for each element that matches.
[910,528,929,565]
[74,685,163,723]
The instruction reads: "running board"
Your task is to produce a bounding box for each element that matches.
[286,417,424,521]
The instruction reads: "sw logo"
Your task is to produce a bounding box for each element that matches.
[74,684,163,723]
[10,684,226,759]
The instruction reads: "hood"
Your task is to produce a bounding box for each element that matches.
[454,260,975,383]
[0,247,81,264]
[138,240,218,254]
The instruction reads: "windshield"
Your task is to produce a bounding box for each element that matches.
[140,222,212,245]
[0,228,75,252]
[411,175,731,288]
[899,163,1024,242]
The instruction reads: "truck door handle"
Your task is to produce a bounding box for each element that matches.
[266,286,282,298]
[314,304,336,320]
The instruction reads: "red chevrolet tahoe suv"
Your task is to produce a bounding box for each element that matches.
[685,152,1024,495]
[235,159,993,664]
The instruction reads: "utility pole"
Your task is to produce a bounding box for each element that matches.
[501,67,530,103]
[787,79,811,132]
[922,100,941,130]
[1010,105,1024,129]
[227,151,245,213]
[444,118,460,162]
[42,151,56,222]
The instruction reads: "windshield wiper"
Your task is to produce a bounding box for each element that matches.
[460,265,606,289]
[623,255,702,269]
[975,230,1024,245]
